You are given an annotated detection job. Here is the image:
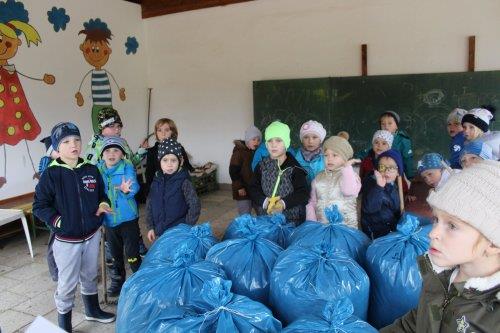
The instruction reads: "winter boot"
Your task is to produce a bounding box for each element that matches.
[107,265,125,297]
[58,310,72,332]
[82,294,115,323]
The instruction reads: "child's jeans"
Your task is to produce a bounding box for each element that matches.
[53,229,101,314]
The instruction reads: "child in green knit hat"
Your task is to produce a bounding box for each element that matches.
[248,121,309,225]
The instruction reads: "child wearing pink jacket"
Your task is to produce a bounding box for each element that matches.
[306,136,361,228]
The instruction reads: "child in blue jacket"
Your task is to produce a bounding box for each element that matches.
[446,108,467,169]
[292,120,326,185]
[97,136,141,297]
[33,122,115,331]
[361,149,403,239]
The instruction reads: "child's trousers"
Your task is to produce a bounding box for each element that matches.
[105,219,142,273]
[53,229,101,314]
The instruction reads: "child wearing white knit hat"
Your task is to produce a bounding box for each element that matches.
[359,130,393,183]
[461,106,500,161]
[382,160,500,332]
[293,120,327,184]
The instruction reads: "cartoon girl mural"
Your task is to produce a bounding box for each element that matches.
[0,0,55,187]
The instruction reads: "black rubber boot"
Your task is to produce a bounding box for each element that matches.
[58,310,72,332]
[82,294,115,323]
[106,265,125,297]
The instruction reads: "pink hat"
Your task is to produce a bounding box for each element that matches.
[299,120,327,142]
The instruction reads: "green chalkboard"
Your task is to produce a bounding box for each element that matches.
[253,71,500,162]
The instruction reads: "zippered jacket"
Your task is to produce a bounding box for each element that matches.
[97,159,139,227]
[33,158,109,243]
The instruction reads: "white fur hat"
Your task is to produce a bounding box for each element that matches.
[427,160,500,247]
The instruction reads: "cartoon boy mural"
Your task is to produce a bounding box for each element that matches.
[75,18,125,134]
[0,0,55,187]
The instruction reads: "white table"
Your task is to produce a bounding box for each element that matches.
[0,209,34,258]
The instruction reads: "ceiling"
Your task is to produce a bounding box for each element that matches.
[123,0,254,18]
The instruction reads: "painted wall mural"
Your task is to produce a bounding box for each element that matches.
[47,6,70,32]
[75,18,126,134]
[0,0,55,188]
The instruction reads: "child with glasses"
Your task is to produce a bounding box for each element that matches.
[361,149,404,239]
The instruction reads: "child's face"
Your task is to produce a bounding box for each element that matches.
[160,154,181,174]
[429,208,490,268]
[301,134,321,152]
[246,137,261,150]
[460,154,482,168]
[447,121,463,137]
[101,123,122,137]
[421,169,442,188]
[377,156,399,183]
[57,136,82,161]
[266,138,286,159]
[380,116,398,134]
[372,138,390,156]
[156,123,172,141]
[324,149,345,171]
[462,122,482,141]
[80,40,111,69]
[102,147,124,168]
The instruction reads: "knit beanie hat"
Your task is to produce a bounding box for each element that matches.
[100,136,127,157]
[97,107,123,132]
[447,108,467,124]
[381,111,400,125]
[244,126,262,145]
[323,136,353,161]
[376,149,404,176]
[460,140,493,162]
[50,122,81,151]
[427,160,500,247]
[461,108,494,133]
[299,120,327,142]
[372,130,394,147]
[265,121,291,149]
[157,138,183,161]
[417,153,446,174]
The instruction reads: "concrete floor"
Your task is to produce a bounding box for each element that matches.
[0,189,237,333]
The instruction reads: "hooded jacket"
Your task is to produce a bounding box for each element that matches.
[33,158,109,243]
[381,254,500,333]
[229,140,255,200]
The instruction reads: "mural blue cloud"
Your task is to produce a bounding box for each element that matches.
[47,7,70,32]
[125,36,139,55]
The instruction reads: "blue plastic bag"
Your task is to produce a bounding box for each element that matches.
[207,228,283,304]
[270,244,370,325]
[116,245,226,333]
[283,298,378,333]
[289,205,370,263]
[147,277,282,333]
[141,222,217,268]
[365,213,432,329]
[224,213,294,248]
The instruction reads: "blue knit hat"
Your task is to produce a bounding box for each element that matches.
[376,149,404,175]
[50,122,80,151]
[460,140,493,161]
[417,153,446,174]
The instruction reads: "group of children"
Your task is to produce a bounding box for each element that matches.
[230,109,499,331]
[33,108,201,332]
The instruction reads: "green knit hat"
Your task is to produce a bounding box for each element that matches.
[265,121,291,149]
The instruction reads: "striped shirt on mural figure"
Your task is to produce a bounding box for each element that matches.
[76,18,126,134]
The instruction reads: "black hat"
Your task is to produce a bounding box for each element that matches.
[157,138,183,161]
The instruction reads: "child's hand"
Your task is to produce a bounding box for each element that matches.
[238,188,247,197]
[374,170,387,188]
[345,158,361,167]
[141,138,149,149]
[95,204,113,216]
[118,177,133,194]
[147,229,156,243]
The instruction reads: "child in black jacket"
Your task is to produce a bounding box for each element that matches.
[33,122,115,332]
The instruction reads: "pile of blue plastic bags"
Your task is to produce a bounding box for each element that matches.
[117,207,432,332]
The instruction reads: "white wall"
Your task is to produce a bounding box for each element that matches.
[143,0,500,184]
[1,0,147,199]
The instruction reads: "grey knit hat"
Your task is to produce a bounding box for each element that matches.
[323,136,353,161]
[427,160,500,247]
[244,126,262,145]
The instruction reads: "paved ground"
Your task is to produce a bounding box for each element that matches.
[0,189,237,333]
